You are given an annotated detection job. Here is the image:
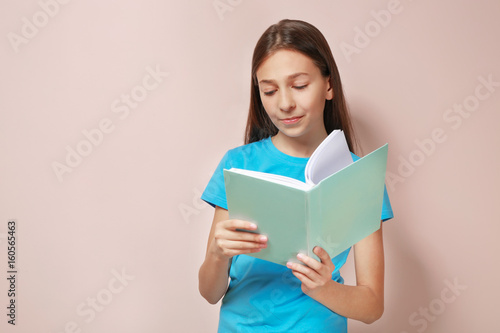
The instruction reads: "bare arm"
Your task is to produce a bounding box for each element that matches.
[198,206,268,304]
[287,222,385,324]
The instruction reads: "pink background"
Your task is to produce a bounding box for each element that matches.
[1,1,499,332]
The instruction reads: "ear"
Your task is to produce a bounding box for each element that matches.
[325,77,334,100]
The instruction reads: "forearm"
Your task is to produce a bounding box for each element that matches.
[311,280,384,324]
[290,229,385,324]
[198,206,267,304]
[198,248,231,304]
[316,225,385,323]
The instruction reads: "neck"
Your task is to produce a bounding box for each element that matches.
[272,129,328,158]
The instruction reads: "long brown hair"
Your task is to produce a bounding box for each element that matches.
[244,19,357,153]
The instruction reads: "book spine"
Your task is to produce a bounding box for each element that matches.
[308,185,323,260]
[305,191,310,256]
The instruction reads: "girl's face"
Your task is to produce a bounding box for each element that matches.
[256,49,333,147]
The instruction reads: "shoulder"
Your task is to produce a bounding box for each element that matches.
[223,138,271,165]
[201,138,272,209]
[227,137,270,155]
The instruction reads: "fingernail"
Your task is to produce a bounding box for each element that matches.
[297,253,304,259]
[259,235,267,242]
[286,262,293,268]
[249,223,257,229]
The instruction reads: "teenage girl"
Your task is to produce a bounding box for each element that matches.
[199,19,394,332]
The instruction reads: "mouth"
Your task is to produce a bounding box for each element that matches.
[280,116,303,125]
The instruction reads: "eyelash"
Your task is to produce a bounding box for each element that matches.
[263,85,307,96]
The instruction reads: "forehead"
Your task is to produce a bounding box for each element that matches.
[256,49,320,82]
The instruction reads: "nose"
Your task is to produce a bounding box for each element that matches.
[278,89,295,112]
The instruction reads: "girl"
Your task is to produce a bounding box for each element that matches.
[199,19,394,332]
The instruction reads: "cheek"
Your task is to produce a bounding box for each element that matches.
[260,99,275,118]
[297,91,324,113]
[311,90,328,113]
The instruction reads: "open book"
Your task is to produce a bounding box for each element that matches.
[223,130,388,266]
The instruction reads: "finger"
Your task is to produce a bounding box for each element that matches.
[286,259,320,280]
[290,270,308,284]
[290,269,316,289]
[217,240,266,257]
[233,232,267,243]
[313,246,335,270]
[223,219,258,232]
[221,229,268,243]
[221,247,264,258]
[295,252,323,271]
[216,221,267,243]
[218,239,267,252]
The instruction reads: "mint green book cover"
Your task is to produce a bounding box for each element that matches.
[223,144,388,266]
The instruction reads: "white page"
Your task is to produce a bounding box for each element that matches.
[305,130,353,185]
[227,168,313,191]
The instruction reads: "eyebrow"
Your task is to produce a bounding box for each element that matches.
[258,72,309,85]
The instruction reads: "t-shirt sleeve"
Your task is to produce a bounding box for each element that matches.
[381,186,394,222]
[350,152,394,222]
[201,151,231,210]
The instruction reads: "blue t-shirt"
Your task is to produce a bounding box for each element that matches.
[202,137,394,333]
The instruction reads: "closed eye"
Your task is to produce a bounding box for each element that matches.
[263,90,276,96]
[293,85,307,90]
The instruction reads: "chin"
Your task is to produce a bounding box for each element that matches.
[279,128,309,139]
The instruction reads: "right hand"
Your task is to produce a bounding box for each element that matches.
[211,219,268,259]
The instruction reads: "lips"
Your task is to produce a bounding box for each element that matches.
[281,116,303,125]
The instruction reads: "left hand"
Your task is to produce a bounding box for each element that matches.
[286,246,336,298]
